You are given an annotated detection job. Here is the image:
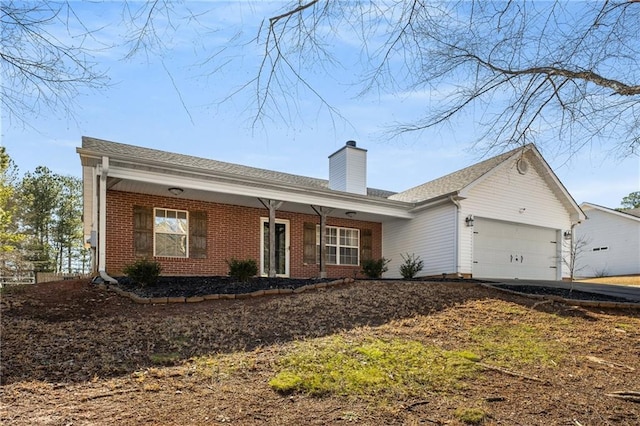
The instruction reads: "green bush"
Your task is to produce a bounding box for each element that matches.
[226,258,258,282]
[361,258,390,279]
[399,253,424,279]
[123,258,162,286]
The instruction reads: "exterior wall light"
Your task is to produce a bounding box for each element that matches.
[465,214,475,227]
[168,187,184,196]
[345,211,357,218]
[563,230,572,240]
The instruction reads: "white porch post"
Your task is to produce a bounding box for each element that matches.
[98,157,117,283]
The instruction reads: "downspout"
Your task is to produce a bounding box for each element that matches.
[91,166,98,274]
[97,157,117,284]
[449,195,461,278]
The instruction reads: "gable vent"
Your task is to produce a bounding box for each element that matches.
[517,158,529,175]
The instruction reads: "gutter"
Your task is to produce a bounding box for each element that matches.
[78,149,414,218]
[408,191,464,213]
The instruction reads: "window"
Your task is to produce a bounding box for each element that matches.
[316,225,360,265]
[154,208,188,257]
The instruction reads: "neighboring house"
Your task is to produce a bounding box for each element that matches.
[77,137,584,282]
[574,203,640,277]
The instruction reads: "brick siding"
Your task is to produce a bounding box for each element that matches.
[105,190,382,279]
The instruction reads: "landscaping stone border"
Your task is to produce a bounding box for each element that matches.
[480,283,640,310]
[98,278,355,304]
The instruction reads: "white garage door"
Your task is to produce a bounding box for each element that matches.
[473,218,559,280]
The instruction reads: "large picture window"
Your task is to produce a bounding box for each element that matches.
[316,225,360,265]
[154,208,188,257]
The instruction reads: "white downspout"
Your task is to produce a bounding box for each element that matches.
[449,195,461,277]
[91,166,98,273]
[98,157,117,284]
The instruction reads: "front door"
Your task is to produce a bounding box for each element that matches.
[261,218,290,277]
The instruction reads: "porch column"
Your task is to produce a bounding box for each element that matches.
[259,199,283,278]
[311,206,333,279]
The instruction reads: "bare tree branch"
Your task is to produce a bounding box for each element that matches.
[459,53,640,96]
[244,0,640,158]
[269,0,319,25]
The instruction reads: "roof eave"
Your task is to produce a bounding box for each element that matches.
[79,148,414,219]
[580,202,640,222]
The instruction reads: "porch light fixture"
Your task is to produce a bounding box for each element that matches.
[168,187,184,196]
[465,214,475,227]
[345,211,357,218]
[563,230,572,240]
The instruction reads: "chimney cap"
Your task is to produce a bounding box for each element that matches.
[346,140,356,147]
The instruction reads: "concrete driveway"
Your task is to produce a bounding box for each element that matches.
[484,279,640,303]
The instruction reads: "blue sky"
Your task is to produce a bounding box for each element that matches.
[1,1,638,208]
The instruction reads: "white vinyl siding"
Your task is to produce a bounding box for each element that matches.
[154,208,188,257]
[328,145,367,195]
[383,203,456,278]
[458,154,570,279]
[575,207,640,276]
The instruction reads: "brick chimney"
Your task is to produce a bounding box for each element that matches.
[328,140,367,195]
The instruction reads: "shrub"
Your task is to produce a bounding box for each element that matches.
[226,258,258,282]
[361,258,390,279]
[123,258,162,286]
[593,267,610,278]
[399,253,424,279]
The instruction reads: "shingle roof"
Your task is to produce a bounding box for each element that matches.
[81,136,396,199]
[580,202,640,221]
[624,208,640,218]
[388,145,530,203]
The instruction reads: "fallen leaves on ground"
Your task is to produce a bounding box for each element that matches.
[1,279,639,425]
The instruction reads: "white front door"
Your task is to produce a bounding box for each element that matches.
[473,218,559,280]
[260,218,290,277]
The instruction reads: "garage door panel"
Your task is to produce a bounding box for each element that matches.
[473,218,558,280]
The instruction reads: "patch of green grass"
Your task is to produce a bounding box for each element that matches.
[454,407,488,424]
[615,322,633,331]
[468,324,563,367]
[491,303,529,315]
[269,336,481,397]
[149,352,181,366]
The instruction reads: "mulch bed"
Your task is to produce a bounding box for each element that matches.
[111,276,639,303]
[112,276,334,298]
[495,284,638,303]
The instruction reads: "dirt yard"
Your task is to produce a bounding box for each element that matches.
[1,279,639,425]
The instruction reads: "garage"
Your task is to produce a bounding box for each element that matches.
[472,218,560,280]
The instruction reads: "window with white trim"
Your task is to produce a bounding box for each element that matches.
[154,208,188,257]
[316,225,360,265]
